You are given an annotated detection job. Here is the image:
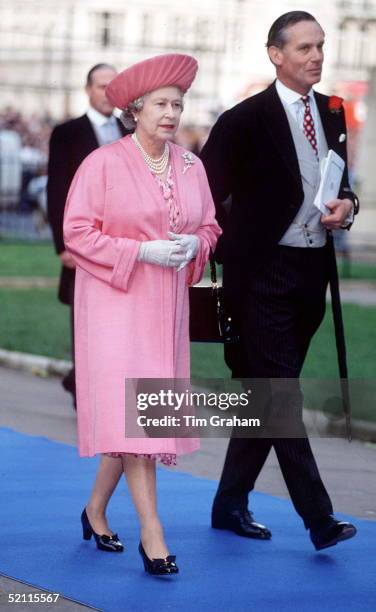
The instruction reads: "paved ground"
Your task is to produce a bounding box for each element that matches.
[1,366,376,519]
[336,279,376,305]
[1,364,376,610]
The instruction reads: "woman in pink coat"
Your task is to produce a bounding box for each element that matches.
[63,54,221,575]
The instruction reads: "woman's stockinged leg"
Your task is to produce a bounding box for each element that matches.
[122,454,169,559]
[86,455,123,536]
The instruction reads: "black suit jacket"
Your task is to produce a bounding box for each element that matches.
[201,82,358,292]
[47,114,127,304]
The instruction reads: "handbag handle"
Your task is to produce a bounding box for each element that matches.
[209,252,218,289]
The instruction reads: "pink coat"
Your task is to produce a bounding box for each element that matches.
[63,135,221,457]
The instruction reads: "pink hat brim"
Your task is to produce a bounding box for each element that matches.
[106,53,198,109]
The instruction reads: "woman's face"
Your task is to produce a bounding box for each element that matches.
[134,86,183,143]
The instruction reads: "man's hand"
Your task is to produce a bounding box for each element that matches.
[320,198,353,230]
[59,250,76,269]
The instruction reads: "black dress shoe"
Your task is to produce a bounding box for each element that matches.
[81,508,124,552]
[62,377,77,410]
[212,508,272,539]
[138,542,179,575]
[309,516,357,551]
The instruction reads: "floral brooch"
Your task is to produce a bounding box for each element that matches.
[328,95,344,114]
[182,151,195,174]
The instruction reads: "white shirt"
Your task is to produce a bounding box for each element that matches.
[86,106,122,145]
[276,79,354,228]
[276,79,320,150]
[276,79,326,248]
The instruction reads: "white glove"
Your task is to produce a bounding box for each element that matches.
[138,240,186,268]
[168,232,199,271]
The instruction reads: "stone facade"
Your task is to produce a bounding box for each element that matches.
[0,0,375,122]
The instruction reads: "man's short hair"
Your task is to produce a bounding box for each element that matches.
[86,63,116,86]
[266,11,318,48]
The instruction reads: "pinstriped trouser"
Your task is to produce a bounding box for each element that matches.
[215,245,334,527]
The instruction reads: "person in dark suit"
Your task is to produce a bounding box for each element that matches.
[47,63,128,406]
[201,11,359,551]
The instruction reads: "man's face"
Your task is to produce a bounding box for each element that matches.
[85,67,117,116]
[269,20,325,94]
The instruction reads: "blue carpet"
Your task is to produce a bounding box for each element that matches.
[0,427,375,612]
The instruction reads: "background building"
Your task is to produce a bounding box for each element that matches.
[1,0,375,123]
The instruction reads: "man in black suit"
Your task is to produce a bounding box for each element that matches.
[47,63,128,406]
[201,12,358,551]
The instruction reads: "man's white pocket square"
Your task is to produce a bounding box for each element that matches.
[339,133,346,143]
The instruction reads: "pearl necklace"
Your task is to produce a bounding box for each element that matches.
[132,133,169,175]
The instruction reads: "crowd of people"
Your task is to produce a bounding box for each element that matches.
[0,107,52,218]
[0,106,209,161]
[0,107,53,148]
[0,106,208,224]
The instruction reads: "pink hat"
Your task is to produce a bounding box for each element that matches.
[105,53,198,109]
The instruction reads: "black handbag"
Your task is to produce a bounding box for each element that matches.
[189,255,239,344]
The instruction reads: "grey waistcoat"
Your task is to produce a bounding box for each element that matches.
[279,104,328,248]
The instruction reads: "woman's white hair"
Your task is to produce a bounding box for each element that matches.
[120,96,145,130]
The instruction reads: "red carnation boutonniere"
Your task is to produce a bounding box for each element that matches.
[328,95,344,114]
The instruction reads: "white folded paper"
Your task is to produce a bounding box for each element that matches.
[314,149,345,214]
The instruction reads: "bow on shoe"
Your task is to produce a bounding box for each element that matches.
[138,541,179,575]
[98,534,124,550]
[151,555,178,574]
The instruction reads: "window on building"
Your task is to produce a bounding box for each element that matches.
[142,12,152,45]
[336,17,376,69]
[367,21,376,66]
[93,11,124,48]
[194,18,210,50]
[171,15,186,46]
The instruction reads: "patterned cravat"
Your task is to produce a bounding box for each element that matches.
[301,95,318,158]
[155,166,180,230]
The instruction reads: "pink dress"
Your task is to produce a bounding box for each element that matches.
[63,136,221,464]
[109,165,183,465]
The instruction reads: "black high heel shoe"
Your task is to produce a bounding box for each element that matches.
[138,541,179,575]
[81,508,124,552]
